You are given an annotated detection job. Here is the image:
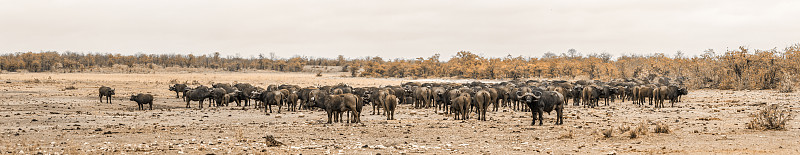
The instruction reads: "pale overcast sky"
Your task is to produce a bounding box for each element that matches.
[1,0,799,60]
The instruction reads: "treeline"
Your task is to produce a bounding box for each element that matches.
[0,52,349,72]
[2,44,800,90]
[355,45,799,90]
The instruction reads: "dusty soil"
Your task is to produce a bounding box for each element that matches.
[1,71,799,154]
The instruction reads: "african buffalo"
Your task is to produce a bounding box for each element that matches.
[519,90,564,125]
[169,84,188,99]
[99,86,115,104]
[130,93,153,110]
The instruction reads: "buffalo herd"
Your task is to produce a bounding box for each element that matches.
[99,77,688,126]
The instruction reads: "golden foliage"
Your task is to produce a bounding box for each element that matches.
[3,44,800,91]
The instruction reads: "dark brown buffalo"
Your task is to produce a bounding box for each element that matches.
[451,93,471,120]
[637,85,654,106]
[259,91,284,114]
[383,94,398,120]
[211,88,228,107]
[99,86,115,104]
[473,90,491,121]
[185,86,212,109]
[581,85,601,108]
[169,84,188,98]
[130,93,154,110]
[519,90,564,125]
[286,91,299,111]
[413,87,431,108]
[309,93,361,123]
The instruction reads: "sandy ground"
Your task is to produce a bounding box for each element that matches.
[1,72,799,154]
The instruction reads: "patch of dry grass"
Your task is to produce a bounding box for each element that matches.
[630,122,648,139]
[747,104,793,130]
[558,130,573,139]
[654,123,671,134]
[602,128,613,138]
[618,125,630,133]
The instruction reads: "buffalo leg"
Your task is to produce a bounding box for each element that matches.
[530,110,536,125]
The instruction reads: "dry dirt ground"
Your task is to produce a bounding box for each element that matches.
[0,71,799,154]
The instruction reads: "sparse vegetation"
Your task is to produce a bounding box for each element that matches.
[4,44,800,91]
[654,123,671,133]
[747,104,793,130]
[778,74,795,93]
[602,128,614,138]
[264,135,284,147]
[558,130,574,139]
[618,125,630,133]
[630,122,649,139]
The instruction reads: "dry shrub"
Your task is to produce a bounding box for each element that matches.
[264,135,284,147]
[64,86,77,90]
[778,74,795,93]
[628,129,638,139]
[747,104,793,130]
[602,128,613,138]
[558,130,573,139]
[630,122,648,139]
[25,78,41,83]
[618,125,630,133]
[654,123,671,133]
[234,127,245,142]
[316,71,323,77]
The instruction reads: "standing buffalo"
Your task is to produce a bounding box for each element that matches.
[185,85,212,109]
[308,93,361,123]
[286,91,299,111]
[473,90,491,121]
[553,87,570,107]
[599,86,619,106]
[413,87,431,109]
[298,88,320,110]
[431,87,447,111]
[254,91,285,114]
[369,89,389,115]
[451,93,471,120]
[211,88,228,107]
[519,91,564,125]
[169,84,188,99]
[383,94,398,120]
[233,83,256,106]
[571,86,584,106]
[494,86,511,109]
[130,93,154,110]
[99,86,115,104]
[443,89,461,114]
[637,85,654,106]
[581,86,600,108]
[654,85,689,108]
[486,88,499,112]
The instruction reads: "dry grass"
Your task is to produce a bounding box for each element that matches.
[654,123,671,133]
[235,127,246,142]
[264,135,284,147]
[630,122,649,139]
[618,125,630,133]
[747,104,793,130]
[602,128,613,138]
[558,130,574,139]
